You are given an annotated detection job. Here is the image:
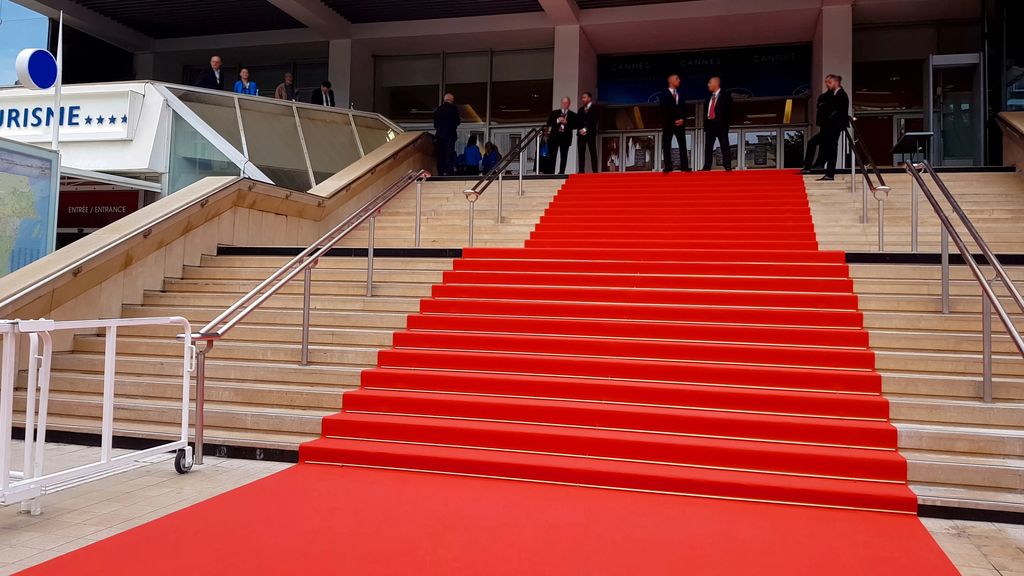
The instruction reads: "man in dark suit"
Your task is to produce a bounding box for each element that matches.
[576,91,600,173]
[546,97,578,174]
[803,74,850,180]
[433,93,460,176]
[195,56,225,91]
[659,74,690,173]
[311,80,336,107]
[702,76,733,171]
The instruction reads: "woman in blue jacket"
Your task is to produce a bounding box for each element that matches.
[481,141,501,173]
[463,135,482,176]
[233,68,259,96]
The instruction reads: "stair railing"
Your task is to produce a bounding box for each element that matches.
[845,116,892,249]
[188,168,429,465]
[462,127,544,247]
[904,161,1024,402]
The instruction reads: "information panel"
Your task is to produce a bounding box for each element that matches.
[0,137,58,275]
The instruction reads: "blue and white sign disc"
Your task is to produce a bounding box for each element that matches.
[15,49,58,90]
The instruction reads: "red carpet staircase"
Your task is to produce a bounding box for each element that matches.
[300,170,919,515]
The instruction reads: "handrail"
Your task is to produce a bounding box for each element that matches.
[189,168,430,464]
[904,161,1024,402]
[463,126,544,247]
[845,116,892,249]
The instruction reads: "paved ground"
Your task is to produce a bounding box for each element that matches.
[0,442,1019,575]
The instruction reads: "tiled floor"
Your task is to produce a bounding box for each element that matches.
[0,442,1020,575]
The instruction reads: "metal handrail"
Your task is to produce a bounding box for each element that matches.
[463,126,544,247]
[845,116,892,249]
[904,161,1024,402]
[188,168,430,464]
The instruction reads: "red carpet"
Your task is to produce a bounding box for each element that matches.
[19,171,959,574]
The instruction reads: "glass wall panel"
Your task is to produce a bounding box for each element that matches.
[491,49,553,124]
[0,0,49,86]
[353,115,397,154]
[743,131,778,169]
[168,112,240,194]
[852,59,924,112]
[783,130,806,168]
[623,134,657,172]
[375,54,442,123]
[733,97,808,126]
[169,89,245,152]
[711,132,740,170]
[237,98,312,190]
[445,52,489,123]
[297,108,362,184]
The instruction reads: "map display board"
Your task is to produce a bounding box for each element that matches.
[0,137,58,275]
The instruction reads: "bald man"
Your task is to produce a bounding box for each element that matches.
[434,93,461,176]
[546,97,579,174]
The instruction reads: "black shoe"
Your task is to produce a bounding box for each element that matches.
[817,175,834,181]
[662,168,673,174]
[800,168,812,175]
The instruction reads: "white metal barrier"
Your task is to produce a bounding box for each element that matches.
[0,317,196,515]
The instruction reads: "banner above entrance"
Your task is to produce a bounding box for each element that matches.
[598,44,812,105]
[0,87,144,143]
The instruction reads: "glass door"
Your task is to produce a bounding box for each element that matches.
[926,53,985,166]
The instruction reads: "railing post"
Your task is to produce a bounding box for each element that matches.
[850,136,857,198]
[366,213,376,297]
[497,171,504,224]
[860,167,868,225]
[101,327,117,463]
[877,198,885,252]
[911,176,919,252]
[982,293,993,403]
[468,202,476,248]
[194,344,208,466]
[300,267,312,366]
[941,226,950,314]
[519,147,525,197]
[414,178,422,248]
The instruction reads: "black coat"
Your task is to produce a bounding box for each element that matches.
[576,104,600,136]
[546,109,578,145]
[195,67,224,91]
[704,90,733,127]
[658,88,687,129]
[816,87,850,132]
[311,89,336,107]
[433,101,461,140]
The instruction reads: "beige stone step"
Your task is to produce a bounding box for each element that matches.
[142,291,420,313]
[870,329,1023,355]
[895,422,1024,457]
[888,396,1024,428]
[181,266,445,284]
[882,372,1024,401]
[118,322,395,347]
[72,335,380,366]
[911,482,1024,514]
[124,303,409,329]
[904,450,1024,491]
[199,255,453,270]
[875,349,1024,377]
[160,279,433,298]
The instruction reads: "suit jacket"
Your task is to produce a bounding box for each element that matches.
[311,89,336,107]
[547,109,578,145]
[816,88,850,132]
[433,101,461,140]
[195,67,224,91]
[704,90,733,127]
[659,88,687,129]
[576,104,600,137]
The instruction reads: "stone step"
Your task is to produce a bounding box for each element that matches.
[72,335,380,366]
[875,349,1024,377]
[124,303,409,329]
[199,255,454,270]
[142,290,421,313]
[911,482,1024,514]
[181,266,445,284]
[895,421,1024,457]
[904,449,1024,491]
[161,279,433,298]
[882,371,1024,401]
[888,395,1024,428]
[118,322,395,347]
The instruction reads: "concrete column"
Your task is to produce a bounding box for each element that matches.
[812,1,853,128]
[134,52,156,81]
[552,25,597,174]
[328,39,353,108]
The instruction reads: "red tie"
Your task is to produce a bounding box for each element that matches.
[709,94,717,120]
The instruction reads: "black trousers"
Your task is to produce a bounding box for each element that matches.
[577,134,598,173]
[661,124,690,171]
[554,139,572,174]
[435,136,456,176]
[702,121,731,170]
[804,129,843,176]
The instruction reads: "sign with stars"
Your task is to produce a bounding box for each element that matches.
[0,87,143,143]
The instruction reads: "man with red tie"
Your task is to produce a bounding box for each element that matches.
[702,76,734,171]
[659,74,690,173]
[546,97,579,175]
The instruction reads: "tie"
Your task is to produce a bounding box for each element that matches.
[672,90,678,105]
[710,94,717,120]
[560,111,566,132]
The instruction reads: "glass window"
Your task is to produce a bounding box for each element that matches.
[711,132,740,170]
[296,107,362,184]
[601,135,621,172]
[599,104,697,132]
[295,61,329,104]
[237,98,312,191]
[743,131,778,169]
[852,59,925,112]
[666,131,695,170]
[491,49,553,124]
[168,112,240,194]
[623,134,657,172]
[0,0,49,86]
[169,89,245,152]
[353,115,397,155]
[783,130,806,168]
[733,98,808,126]
[375,54,442,123]
[445,52,488,123]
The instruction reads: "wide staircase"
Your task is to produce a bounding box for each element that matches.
[300,171,919,513]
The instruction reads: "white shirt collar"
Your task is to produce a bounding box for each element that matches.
[713,89,721,97]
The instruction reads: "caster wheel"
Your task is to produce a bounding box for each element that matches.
[174,448,193,474]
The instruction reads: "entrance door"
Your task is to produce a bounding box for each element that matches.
[926,53,985,166]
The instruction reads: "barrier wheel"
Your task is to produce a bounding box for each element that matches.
[174,448,193,474]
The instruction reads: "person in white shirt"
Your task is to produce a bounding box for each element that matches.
[576,91,600,173]
[702,76,734,171]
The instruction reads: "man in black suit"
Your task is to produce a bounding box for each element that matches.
[195,56,225,91]
[311,80,336,107]
[803,74,850,180]
[576,91,600,173]
[546,97,578,174]
[659,74,690,173]
[702,76,733,171]
[433,93,460,176]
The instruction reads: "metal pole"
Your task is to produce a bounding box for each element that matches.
[850,136,856,198]
[941,226,950,314]
[911,176,919,252]
[982,293,993,403]
[414,178,422,248]
[468,202,475,248]
[878,200,885,252]
[366,214,376,297]
[300,267,312,366]
[519,147,525,197]
[861,167,868,225]
[194,345,208,466]
[497,171,504,224]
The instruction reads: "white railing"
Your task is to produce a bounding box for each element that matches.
[0,317,196,515]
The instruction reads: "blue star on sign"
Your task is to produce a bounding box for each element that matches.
[121,115,128,124]
[84,116,93,125]
[108,115,117,124]
[96,116,105,125]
